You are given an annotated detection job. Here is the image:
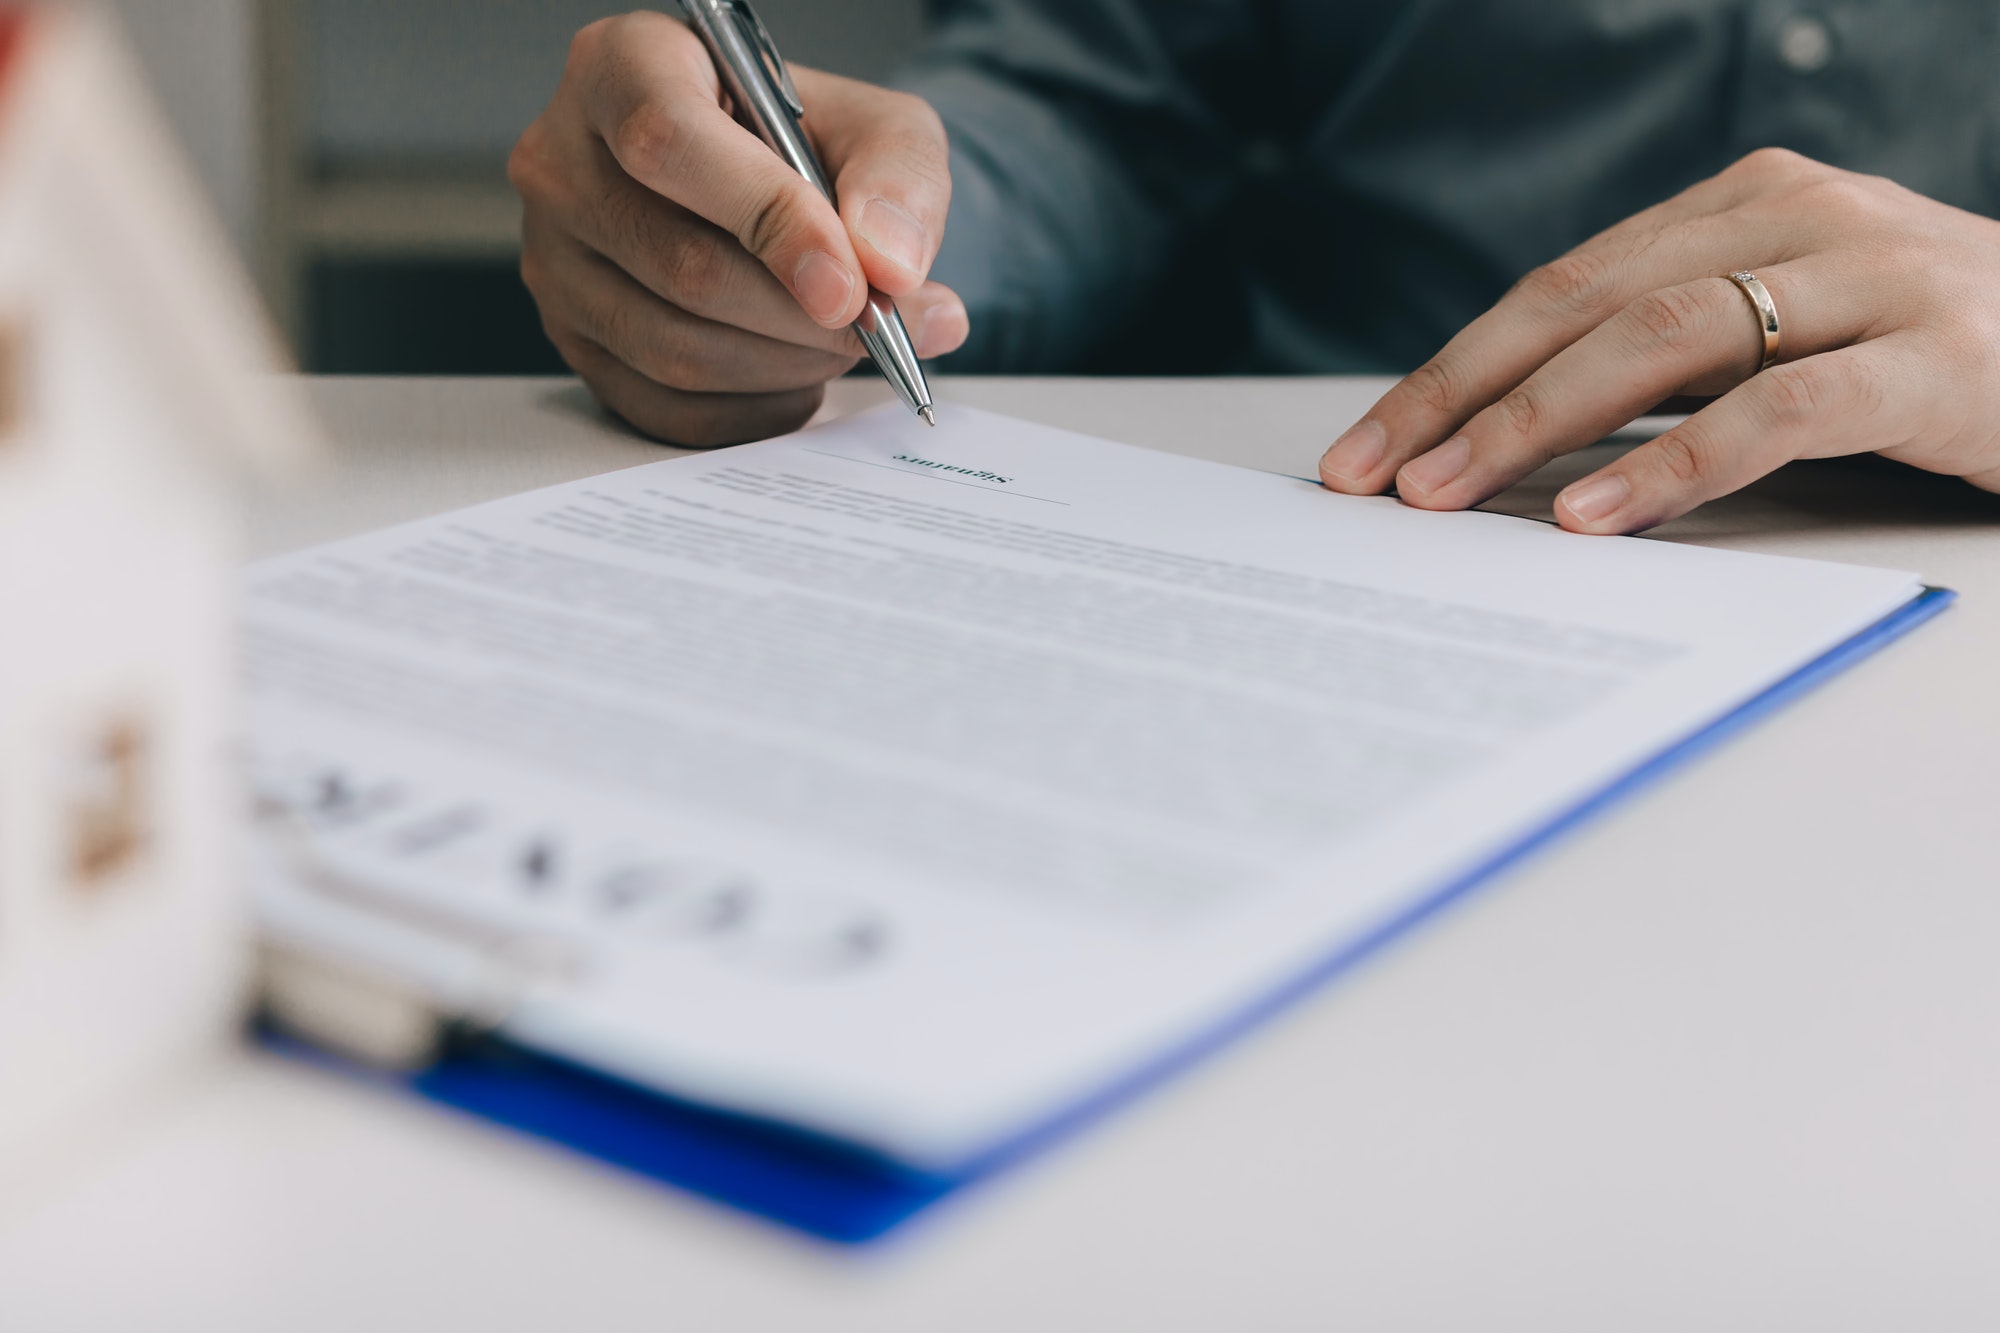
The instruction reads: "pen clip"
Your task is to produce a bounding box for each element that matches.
[727,0,805,118]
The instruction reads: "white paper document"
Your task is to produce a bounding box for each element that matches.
[244,406,1926,1167]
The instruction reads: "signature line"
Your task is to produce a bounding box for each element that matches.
[799,448,1071,504]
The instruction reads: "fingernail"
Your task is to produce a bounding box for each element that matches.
[857,198,929,278]
[1560,473,1631,524]
[1398,436,1471,496]
[1320,419,1387,484]
[794,250,856,325]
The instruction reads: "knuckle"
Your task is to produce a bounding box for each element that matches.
[591,12,665,58]
[1649,430,1711,487]
[506,127,583,223]
[553,327,633,401]
[1739,145,1804,174]
[1733,146,1822,186]
[888,87,944,132]
[505,125,548,198]
[584,292,639,364]
[1849,356,1891,417]
[547,328,596,377]
[1758,362,1839,425]
[540,319,576,370]
[517,245,546,298]
[610,99,681,176]
[738,182,810,261]
[1402,358,1466,417]
[601,303,676,381]
[886,90,949,156]
[1522,250,1620,320]
[565,18,612,72]
[1493,384,1550,441]
[1862,172,1924,217]
[549,340,591,389]
[1623,285,1713,354]
[656,229,730,309]
[737,180,800,260]
[1798,174,1877,222]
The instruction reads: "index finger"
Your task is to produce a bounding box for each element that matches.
[799,69,952,297]
[573,13,869,330]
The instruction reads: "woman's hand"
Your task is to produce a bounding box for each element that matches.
[1319,148,2000,532]
[510,12,968,447]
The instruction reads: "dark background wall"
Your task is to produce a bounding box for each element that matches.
[299,1,927,374]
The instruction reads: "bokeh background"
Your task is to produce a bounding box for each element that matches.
[114,0,924,374]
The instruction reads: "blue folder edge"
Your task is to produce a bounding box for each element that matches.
[261,584,1957,1246]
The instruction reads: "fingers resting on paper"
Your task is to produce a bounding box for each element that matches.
[1320,148,2000,531]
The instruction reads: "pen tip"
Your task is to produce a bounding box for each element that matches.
[918,406,936,427]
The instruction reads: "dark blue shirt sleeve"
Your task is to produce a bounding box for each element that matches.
[895,0,1245,371]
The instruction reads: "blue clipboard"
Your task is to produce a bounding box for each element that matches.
[266,585,1956,1245]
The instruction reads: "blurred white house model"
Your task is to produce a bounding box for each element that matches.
[0,4,315,1181]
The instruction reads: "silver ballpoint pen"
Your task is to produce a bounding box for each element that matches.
[679,0,937,426]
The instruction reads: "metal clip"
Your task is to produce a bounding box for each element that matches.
[728,0,805,117]
[251,799,592,1068]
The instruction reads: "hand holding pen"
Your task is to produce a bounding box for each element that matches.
[509,10,967,447]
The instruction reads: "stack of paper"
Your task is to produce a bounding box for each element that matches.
[242,407,1944,1238]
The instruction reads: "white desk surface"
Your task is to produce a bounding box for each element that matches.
[4,376,1997,1331]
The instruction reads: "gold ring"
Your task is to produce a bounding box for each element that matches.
[1725,270,1780,372]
